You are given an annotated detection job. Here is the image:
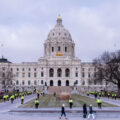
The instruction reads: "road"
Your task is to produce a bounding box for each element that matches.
[0,94,120,120]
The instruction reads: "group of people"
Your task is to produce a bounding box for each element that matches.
[60,103,96,120]
[2,91,32,104]
[87,91,118,100]
[83,104,95,119]
[34,91,45,109]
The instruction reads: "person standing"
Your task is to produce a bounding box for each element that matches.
[34,99,39,109]
[69,98,73,109]
[37,91,40,99]
[97,98,102,109]
[59,104,67,120]
[87,104,95,120]
[94,92,97,99]
[83,104,87,118]
[3,95,6,102]
[21,95,24,104]
[10,95,14,104]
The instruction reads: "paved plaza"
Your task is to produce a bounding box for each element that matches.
[0,94,120,120]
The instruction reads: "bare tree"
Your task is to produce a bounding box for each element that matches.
[93,50,120,95]
[0,63,15,92]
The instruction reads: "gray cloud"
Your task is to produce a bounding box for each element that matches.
[0,0,119,63]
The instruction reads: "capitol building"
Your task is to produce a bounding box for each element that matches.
[0,16,106,92]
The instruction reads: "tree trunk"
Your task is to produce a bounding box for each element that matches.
[117,83,120,96]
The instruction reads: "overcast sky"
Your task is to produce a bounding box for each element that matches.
[0,0,120,63]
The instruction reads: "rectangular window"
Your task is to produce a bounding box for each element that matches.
[88,73,91,78]
[28,68,31,71]
[94,72,96,77]
[28,72,31,77]
[22,68,25,71]
[41,72,44,77]
[22,80,25,85]
[16,72,19,77]
[82,72,85,78]
[28,80,31,85]
[34,72,37,78]
[2,67,5,71]
[88,68,90,71]
[82,68,84,71]
[75,72,78,77]
[22,73,25,78]
[41,80,43,84]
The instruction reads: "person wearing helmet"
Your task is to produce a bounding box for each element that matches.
[59,104,67,120]
[87,104,95,119]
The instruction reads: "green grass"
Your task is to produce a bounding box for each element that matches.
[20,95,118,108]
[0,99,3,102]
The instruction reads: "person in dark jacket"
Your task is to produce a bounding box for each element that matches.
[83,104,87,118]
[59,104,67,120]
[87,104,95,119]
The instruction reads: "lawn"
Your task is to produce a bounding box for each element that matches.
[20,94,118,108]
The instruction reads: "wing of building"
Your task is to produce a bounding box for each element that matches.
[0,16,107,92]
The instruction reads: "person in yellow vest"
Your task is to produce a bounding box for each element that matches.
[10,95,14,104]
[3,95,6,102]
[97,98,102,109]
[69,98,73,109]
[112,93,114,99]
[21,95,24,104]
[107,93,110,98]
[34,99,39,109]
[6,95,9,101]
[87,92,89,96]
[99,92,101,97]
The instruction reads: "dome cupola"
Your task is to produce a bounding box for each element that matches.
[44,15,75,59]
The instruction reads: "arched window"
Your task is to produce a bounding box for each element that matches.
[50,80,53,86]
[57,68,62,77]
[28,80,31,85]
[52,47,54,52]
[49,68,54,77]
[65,47,67,52]
[65,68,70,77]
[58,80,61,86]
[66,80,69,86]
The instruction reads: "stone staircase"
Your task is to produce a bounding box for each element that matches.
[48,86,73,94]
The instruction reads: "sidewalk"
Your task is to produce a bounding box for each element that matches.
[85,94,120,106]
[10,106,120,113]
[0,94,36,113]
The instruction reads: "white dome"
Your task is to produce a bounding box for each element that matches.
[46,16,72,42]
[44,16,75,59]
